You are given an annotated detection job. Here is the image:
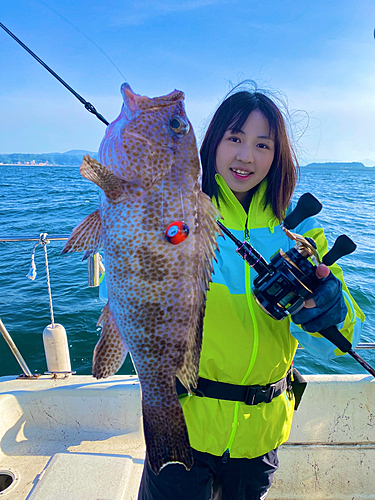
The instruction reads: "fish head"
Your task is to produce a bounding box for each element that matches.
[99,83,196,191]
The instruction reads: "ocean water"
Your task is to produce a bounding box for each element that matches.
[0,165,374,377]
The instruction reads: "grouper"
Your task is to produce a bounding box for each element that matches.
[63,83,220,473]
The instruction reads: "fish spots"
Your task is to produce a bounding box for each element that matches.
[132,301,166,330]
[142,198,166,231]
[89,86,222,472]
[139,246,167,282]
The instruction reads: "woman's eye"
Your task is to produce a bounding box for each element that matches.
[170,116,189,136]
[229,137,240,143]
[257,143,269,149]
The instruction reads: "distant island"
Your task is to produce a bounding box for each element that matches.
[1,155,374,169]
[302,162,374,169]
[0,150,99,166]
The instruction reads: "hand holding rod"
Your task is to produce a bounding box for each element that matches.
[217,192,375,378]
[285,198,372,376]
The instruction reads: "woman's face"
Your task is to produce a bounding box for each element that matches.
[215,110,275,206]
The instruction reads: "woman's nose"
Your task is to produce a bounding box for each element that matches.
[236,144,254,163]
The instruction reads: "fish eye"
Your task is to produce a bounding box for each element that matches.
[170,116,189,136]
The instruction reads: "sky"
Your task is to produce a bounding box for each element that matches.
[1,0,375,165]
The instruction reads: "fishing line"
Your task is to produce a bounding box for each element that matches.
[0,21,109,126]
[180,188,185,222]
[37,0,127,82]
[161,177,165,231]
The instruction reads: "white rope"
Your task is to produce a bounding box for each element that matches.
[26,233,55,328]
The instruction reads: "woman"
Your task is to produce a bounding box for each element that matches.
[138,86,364,500]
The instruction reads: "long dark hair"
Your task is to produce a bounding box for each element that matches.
[200,88,299,221]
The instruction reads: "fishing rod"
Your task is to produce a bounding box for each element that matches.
[218,193,375,378]
[0,21,109,126]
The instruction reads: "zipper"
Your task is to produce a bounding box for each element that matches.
[215,175,247,228]
[222,448,230,463]
[222,194,260,456]
[244,216,250,241]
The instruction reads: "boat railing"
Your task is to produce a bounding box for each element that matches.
[0,234,105,286]
[297,342,375,349]
[0,233,374,380]
[0,233,105,378]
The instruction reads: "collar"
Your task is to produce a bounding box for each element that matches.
[214,174,277,231]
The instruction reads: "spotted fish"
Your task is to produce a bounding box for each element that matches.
[63,83,220,473]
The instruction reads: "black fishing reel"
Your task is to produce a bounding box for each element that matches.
[218,193,375,378]
[218,193,356,321]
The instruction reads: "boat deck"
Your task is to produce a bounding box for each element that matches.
[0,375,144,499]
[0,374,374,499]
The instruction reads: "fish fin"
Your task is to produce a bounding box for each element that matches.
[176,304,204,393]
[177,191,222,392]
[142,395,193,474]
[197,190,222,289]
[62,209,102,255]
[92,302,128,379]
[80,155,126,201]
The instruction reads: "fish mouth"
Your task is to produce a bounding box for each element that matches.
[230,167,253,179]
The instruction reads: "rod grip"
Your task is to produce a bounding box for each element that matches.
[319,325,352,353]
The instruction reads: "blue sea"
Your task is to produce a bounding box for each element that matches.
[0,165,374,377]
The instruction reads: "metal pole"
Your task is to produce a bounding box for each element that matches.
[0,234,70,242]
[87,253,100,287]
[297,342,375,350]
[0,318,33,377]
[356,343,375,349]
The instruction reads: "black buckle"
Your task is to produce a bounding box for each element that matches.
[244,387,257,405]
[192,387,205,398]
[265,385,276,403]
[244,384,276,405]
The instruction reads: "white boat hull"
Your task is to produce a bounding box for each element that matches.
[0,374,374,499]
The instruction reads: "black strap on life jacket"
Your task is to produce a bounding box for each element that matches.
[176,373,290,406]
[176,367,307,410]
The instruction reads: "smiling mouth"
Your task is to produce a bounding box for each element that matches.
[230,168,253,178]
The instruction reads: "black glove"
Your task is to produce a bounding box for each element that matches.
[291,272,347,333]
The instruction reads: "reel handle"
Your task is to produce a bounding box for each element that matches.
[283,193,322,230]
[322,235,357,266]
[319,325,375,377]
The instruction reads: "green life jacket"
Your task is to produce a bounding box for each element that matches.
[180,175,364,459]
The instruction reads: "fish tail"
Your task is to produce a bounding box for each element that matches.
[142,397,193,474]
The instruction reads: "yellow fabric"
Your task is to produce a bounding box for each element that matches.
[181,176,364,459]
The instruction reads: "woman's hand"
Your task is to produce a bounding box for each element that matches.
[291,264,347,332]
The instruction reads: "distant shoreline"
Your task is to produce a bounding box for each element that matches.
[0,163,81,166]
[301,162,374,169]
[0,156,374,169]
[0,151,98,167]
